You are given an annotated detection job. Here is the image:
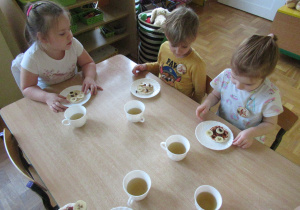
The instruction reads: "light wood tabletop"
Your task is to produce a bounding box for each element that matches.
[1,55,300,209]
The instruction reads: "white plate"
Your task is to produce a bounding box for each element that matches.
[130,78,160,98]
[59,85,91,107]
[111,207,132,210]
[195,121,234,150]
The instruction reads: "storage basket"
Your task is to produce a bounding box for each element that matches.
[71,12,80,23]
[100,26,115,38]
[137,10,166,63]
[79,9,103,25]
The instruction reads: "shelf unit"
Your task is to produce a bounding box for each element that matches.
[67,0,138,63]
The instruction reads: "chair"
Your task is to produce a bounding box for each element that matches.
[271,106,298,151]
[3,128,59,210]
[205,74,213,94]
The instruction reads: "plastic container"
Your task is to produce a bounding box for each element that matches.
[137,10,166,63]
[70,24,78,34]
[100,26,115,38]
[109,23,126,35]
[79,9,103,25]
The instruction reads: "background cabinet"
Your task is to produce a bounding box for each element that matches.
[0,0,138,62]
[69,0,138,63]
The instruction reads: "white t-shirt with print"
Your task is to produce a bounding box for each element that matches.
[211,68,283,131]
[21,37,83,89]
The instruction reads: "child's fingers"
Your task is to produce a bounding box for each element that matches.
[81,84,87,93]
[59,98,69,106]
[196,106,207,120]
[233,135,241,145]
[97,85,103,91]
[132,69,139,75]
[50,102,66,113]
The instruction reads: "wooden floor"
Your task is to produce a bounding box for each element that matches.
[191,1,300,166]
[1,1,299,209]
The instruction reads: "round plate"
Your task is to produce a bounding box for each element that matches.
[195,121,234,150]
[130,78,160,98]
[111,207,132,210]
[59,85,91,107]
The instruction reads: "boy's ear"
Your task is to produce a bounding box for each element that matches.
[37,32,48,44]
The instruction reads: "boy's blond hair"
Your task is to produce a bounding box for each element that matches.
[231,35,279,78]
[163,6,199,46]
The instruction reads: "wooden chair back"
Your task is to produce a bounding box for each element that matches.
[271,106,298,150]
[3,128,34,181]
[206,74,213,94]
[3,128,58,208]
[277,106,298,131]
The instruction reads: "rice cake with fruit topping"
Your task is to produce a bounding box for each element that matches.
[206,125,230,143]
[66,90,85,104]
[136,83,154,95]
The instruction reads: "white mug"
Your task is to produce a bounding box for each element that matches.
[124,100,145,123]
[123,170,151,206]
[160,135,190,161]
[194,185,222,210]
[62,105,87,128]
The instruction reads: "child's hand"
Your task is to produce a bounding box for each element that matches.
[82,76,103,95]
[132,64,147,76]
[233,129,255,149]
[196,102,210,121]
[46,93,68,113]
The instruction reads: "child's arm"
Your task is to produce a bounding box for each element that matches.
[233,116,277,149]
[196,90,221,120]
[133,45,162,76]
[21,68,68,112]
[78,49,103,95]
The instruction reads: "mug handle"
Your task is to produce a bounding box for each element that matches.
[140,116,145,123]
[62,119,71,126]
[160,142,167,151]
[127,196,134,206]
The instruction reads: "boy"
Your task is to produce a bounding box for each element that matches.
[132,6,206,103]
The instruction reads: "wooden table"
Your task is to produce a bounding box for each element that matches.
[1,55,300,209]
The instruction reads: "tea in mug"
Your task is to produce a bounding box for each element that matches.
[168,142,186,154]
[127,108,142,115]
[70,113,84,120]
[127,178,148,196]
[196,192,217,210]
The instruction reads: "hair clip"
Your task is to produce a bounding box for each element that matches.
[27,2,45,17]
[26,5,33,17]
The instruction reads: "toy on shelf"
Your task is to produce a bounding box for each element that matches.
[79,9,103,25]
[286,0,300,11]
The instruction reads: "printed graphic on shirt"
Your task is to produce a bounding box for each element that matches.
[160,58,183,86]
[41,63,76,83]
[176,64,186,74]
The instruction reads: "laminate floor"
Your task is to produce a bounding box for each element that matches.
[1,1,299,209]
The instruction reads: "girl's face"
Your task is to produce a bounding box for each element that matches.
[168,37,195,58]
[43,13,73,52]
[231,71,264,92]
